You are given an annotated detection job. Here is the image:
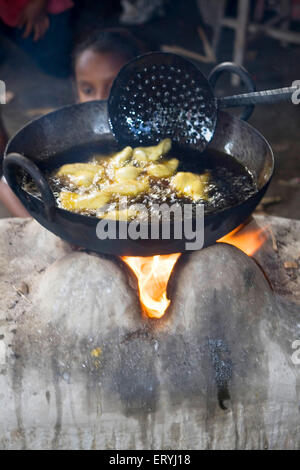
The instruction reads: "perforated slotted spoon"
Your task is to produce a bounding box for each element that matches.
[108,52,298,152]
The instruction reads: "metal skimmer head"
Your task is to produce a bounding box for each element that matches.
[108,52,217,152]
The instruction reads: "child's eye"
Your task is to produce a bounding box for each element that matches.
[80,84,95,96]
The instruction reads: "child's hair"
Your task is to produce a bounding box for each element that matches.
[72,28,148,71]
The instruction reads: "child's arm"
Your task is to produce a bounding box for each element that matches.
[0,113,30,217]
[0,180,30,217]
[0,127,7,162]
[0,111,8,171]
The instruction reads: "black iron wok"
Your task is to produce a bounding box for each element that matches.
[3,100,274,256]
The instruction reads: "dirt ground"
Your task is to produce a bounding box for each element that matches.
[0,0,299,219]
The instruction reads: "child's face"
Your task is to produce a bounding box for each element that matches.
[75,49,126,102]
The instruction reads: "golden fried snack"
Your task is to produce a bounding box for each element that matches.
[60,190,110,211]
[109,146,133,167]
[132,138,171,162]
[56,163,104,187]
[107,179,149,197]
[147,158,179,178]
[114,166,143,181]
[54,139,210,219]
[101,208,139,221]
[132,148,148,165]
[171,172,209,201]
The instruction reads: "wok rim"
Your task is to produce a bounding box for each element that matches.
[4,101,274,224]
[3,102,274,255]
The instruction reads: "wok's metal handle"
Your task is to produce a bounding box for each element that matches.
[208,62,256,121]
[3,153,56,221]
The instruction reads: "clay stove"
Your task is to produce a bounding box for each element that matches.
[0,215,299,450]
[121,221,267,319]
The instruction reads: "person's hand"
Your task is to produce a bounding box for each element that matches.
[17,0,50,42]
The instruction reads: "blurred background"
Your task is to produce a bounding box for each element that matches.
[0,0,299,219]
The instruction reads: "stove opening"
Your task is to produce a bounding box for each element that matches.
[218,224,267,256]
[122,253,181,318]
[122,222,267,318]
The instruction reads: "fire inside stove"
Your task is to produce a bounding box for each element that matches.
[122,253,181,319]
[122,224,267,319]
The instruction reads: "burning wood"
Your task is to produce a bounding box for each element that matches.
[284,261,298,269]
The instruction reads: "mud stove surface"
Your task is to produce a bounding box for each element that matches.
[0,215,299,449]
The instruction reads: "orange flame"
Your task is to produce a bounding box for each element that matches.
[122,224,266,319]
[218,224,267,256]
[122,253,181,319]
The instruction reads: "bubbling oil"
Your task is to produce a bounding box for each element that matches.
[23,141,257,218]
